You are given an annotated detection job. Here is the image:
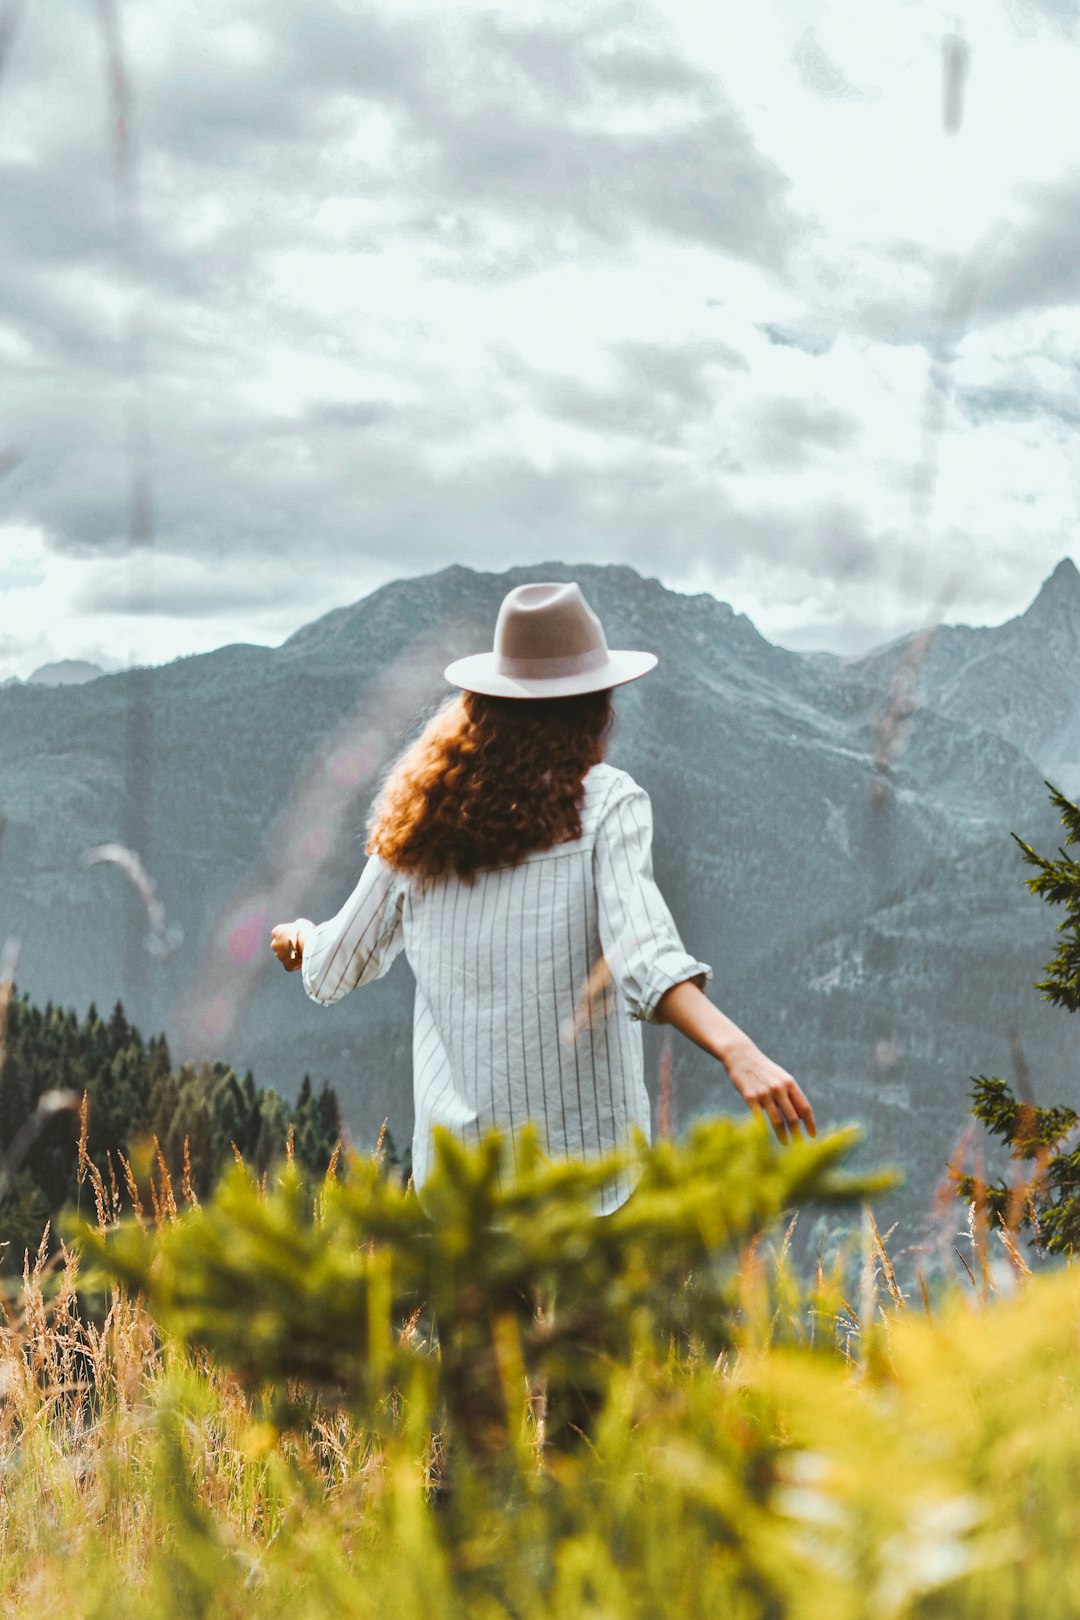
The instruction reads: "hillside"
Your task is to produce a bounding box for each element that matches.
[1,559,1076,1242]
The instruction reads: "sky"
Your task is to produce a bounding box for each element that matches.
[2,0,1080,680]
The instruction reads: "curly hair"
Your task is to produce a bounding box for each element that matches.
[367,688,614,879]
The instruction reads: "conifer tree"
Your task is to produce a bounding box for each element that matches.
[0,992,347,1273]
[967,782,1080,1252]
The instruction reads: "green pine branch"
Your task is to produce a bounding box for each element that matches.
[68,1118,898,1454]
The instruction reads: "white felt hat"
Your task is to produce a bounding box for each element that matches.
[444,582,657,699]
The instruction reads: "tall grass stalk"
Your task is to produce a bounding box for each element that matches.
[0,1124,1075,1619]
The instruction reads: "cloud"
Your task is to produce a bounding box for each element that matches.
[443,13,716,110]
[0,330,884,627]
[757,318,837,356]
[1007,0,1079,36]
[752,240,944,358]
[396,11,799,272]
[516,338,748,444]
[953,377,1080,430]
[0,0,806,597]
[74,551,341,620]
[413,108,801,277]
[0,0,801,361]
[968,175,1080,322]
[728,501,892,587]
[0,151,119,270]
[130,5,802,283]
[4,0,1080,681]
[141,6,427,174]
[746,396,860,468]
[792,29,859,99]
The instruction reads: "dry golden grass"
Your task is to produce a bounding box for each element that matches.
[0,1104,1069,1620]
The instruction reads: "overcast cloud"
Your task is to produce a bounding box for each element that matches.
[2,0,1080,676]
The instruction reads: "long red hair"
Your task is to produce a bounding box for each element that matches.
[367,689,614,879]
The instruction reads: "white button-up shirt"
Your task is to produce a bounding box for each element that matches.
[301,762,711,1212]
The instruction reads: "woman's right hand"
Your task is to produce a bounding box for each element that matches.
[270,919,312,972]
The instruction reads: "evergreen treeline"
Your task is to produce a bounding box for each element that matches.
[964,781,1080,1251]
[0,991,342,1273]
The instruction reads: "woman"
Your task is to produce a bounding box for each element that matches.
[271,581,814,1210]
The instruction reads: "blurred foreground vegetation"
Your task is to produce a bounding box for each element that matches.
[0,1114,1076,1619]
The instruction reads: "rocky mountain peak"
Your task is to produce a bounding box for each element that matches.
[1020,556,1080,626]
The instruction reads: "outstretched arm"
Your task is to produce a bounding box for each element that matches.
[269,854,405,1005]
[655,978,815,1142]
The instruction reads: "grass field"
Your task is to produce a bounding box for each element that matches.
[0,1118,1076,1620]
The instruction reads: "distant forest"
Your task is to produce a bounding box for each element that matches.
[0,993,343,1274]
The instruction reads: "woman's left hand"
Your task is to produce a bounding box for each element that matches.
[724,1040,816,1143]
[655,980,816,1143]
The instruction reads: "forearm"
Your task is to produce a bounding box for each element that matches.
[654,979,755,1072]
[655,978,815,1139]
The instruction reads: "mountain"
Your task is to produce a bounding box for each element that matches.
[1,559,1077,1255]
[27,660,107,688]
[852,556,1080,795]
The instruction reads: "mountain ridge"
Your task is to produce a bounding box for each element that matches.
[2,555,1079,1245]
[27,659,108,687]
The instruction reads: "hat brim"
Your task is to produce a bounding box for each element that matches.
[443,649,658,699]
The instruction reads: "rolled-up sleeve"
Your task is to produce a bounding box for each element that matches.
[593,781,712,1023]
[301,854,406,1007]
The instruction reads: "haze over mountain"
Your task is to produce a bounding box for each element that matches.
[26,660,108,689]
[2,559,1077,1256]
[1,661,110,691]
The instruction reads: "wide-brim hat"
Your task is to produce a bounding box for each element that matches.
[444,581,657,699]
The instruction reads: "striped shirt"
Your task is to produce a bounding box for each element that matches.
[301,763,711,1212]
